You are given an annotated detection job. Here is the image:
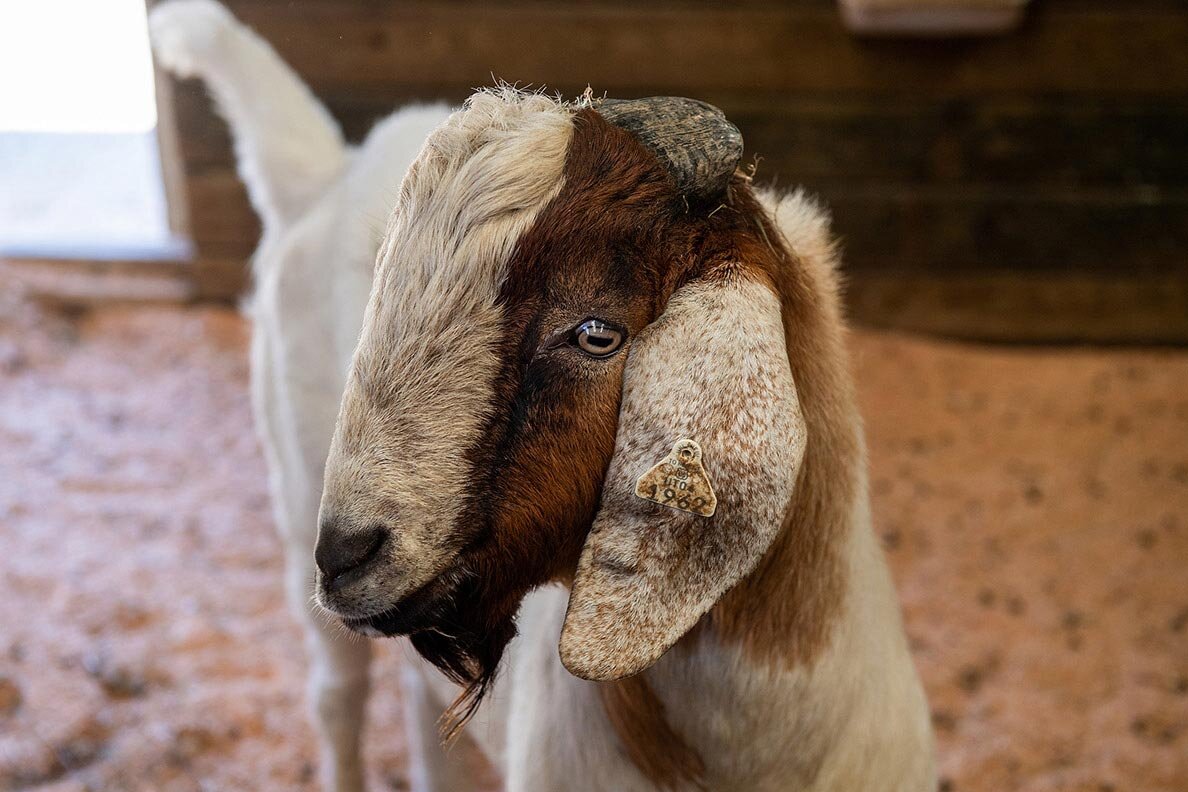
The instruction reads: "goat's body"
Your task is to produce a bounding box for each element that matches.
[151,3,933,789]
[505,523,932,791]
[451,485,932,791]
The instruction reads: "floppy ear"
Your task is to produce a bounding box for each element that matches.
[559,273,807,681]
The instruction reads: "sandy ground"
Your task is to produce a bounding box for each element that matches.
[0,287,1185,792]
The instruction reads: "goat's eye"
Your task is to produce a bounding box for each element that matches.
[573,319,625,358]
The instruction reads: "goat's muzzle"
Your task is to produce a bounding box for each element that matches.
[314,512,467,638]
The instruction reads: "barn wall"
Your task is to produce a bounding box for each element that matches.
[160,0,1188,341]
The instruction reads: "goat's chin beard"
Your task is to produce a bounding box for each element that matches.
[347,570,524,741]
[345,514,589,738]
[409,609,518,740]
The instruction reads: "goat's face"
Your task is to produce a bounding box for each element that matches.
[318,92,808,693]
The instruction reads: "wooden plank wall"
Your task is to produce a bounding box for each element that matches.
[163,0,1188,341]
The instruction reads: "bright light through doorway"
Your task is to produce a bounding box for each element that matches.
[0,0,181,259]
[0,0,158,133]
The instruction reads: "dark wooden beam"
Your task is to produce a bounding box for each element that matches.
[211,1,1188,98]
[156,0,1188,343]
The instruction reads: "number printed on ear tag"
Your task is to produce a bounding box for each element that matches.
[635,439,717,517]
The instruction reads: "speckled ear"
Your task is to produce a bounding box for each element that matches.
[559,275,807,681]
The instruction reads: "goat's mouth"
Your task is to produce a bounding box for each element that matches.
[339,568,466,638]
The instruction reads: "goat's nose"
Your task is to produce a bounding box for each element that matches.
[315,523,386,590]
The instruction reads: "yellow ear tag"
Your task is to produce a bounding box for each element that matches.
[635,439,717,517]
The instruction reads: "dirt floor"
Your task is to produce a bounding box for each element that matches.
[0,286,1185,792]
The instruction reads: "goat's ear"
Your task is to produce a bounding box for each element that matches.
[559,273,807,681]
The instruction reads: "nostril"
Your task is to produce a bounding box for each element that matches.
[315,524,386,590]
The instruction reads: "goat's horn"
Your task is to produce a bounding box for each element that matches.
[597,97,743,202]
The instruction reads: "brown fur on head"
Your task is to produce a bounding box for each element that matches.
[398,105,691,728]
[316,91,809,737]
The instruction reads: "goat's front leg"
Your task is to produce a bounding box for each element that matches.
[399,653,484,792]
[254,323,372,791]
[283,544,372,792]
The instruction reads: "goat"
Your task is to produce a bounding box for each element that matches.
[152,3,936,790]
[317,90,937,790]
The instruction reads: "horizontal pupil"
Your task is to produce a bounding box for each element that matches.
[585,334,613,347]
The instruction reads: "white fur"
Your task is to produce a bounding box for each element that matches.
[319,91,573,620]
[150,0,347,229]
[151,3,934,790]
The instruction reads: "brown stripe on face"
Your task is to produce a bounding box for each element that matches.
[413,110,683,679]
[459,109,685,567]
